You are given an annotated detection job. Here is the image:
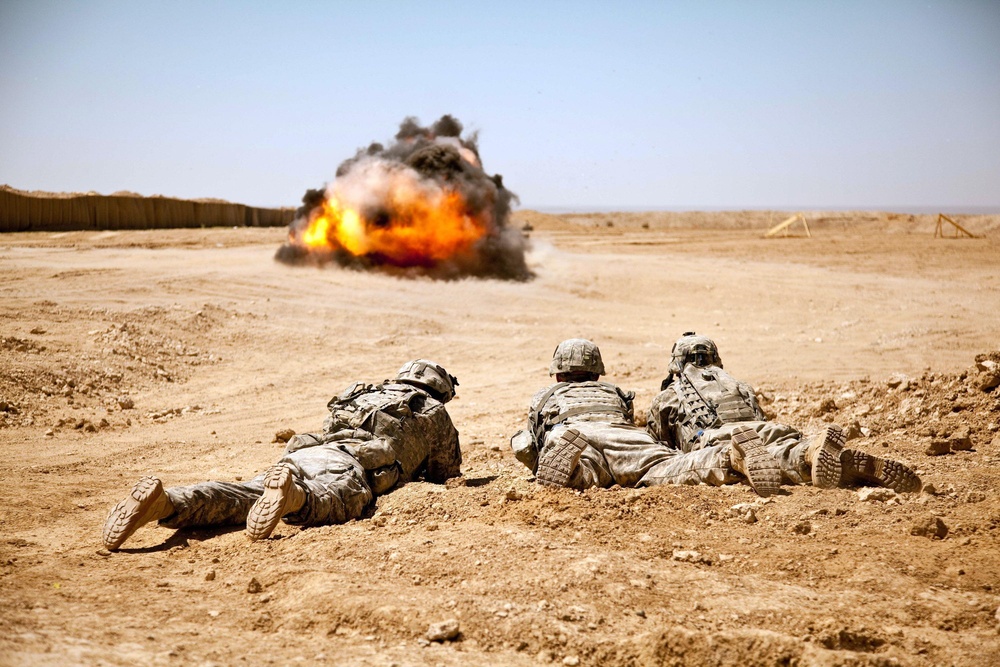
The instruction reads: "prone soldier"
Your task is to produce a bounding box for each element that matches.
[102,360,461,550]
[646,332,921,493]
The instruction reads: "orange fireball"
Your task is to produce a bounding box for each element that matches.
[292,172,489,268]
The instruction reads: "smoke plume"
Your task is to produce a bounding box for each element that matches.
[275,115,531,281]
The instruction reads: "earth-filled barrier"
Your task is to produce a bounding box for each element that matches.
[0,186,295,232]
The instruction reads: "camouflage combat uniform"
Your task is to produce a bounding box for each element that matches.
[646,333,921,493]
[158,378,460,530]
[512,379,740,489]
[647,363,815,484]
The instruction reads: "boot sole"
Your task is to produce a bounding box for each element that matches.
[731,425,781,497]
[841,450,921,493]
[246,464,295,541]
[536,428,587,488]
[811,425,845,489]
[102,476,166,551]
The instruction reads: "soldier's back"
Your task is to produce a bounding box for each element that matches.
[535,381,634,427]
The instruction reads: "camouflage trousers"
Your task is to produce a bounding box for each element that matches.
[160,443,373,529]
[545,422,738,490]
[686,421,812,485]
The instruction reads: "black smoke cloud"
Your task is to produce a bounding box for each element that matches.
[276,115,531,281]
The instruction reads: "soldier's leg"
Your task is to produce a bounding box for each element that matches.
[247,444,373,540]
[102,476,175,550]
[728,425,782,496]
[551,422,757,491]
[585,423,678,487]
[694,421,840,488]
[636,444,738,487]
[757,423,843,488]
[245,464,306,541]
[642,424,779,496]
[537,426,614,490]
[840,449,921,493]
[161,477,266,527]
[103,474,265,550]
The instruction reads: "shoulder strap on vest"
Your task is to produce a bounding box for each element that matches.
[529,382,566,441]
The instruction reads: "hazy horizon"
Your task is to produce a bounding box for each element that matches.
[532,204,1000,215]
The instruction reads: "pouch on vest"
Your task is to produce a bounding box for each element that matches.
[369,464,400,495]
[284,432,325,454]
[351,438,398,471]
[510,429,538,472]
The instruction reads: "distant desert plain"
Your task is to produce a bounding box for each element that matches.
[1,206,999,666]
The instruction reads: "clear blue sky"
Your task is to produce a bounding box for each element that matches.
[2,1,998,210]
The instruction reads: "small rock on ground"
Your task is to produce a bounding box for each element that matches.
[910,515,948,539]
[672,550,712,565]
[273,428,296,443]
[427,618,460,642]
[925,439,951,456]
[858,488,896,503]
[949,427,973,451]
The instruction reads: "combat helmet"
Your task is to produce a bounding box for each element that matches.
[668,332,722,376]
[549,338,606,377]
[396,359,458,402]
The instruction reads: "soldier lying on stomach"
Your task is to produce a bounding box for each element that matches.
[646,332,920,494]
[102,360,461,550]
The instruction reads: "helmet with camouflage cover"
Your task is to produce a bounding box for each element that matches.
[549,338,605,376]
[668,332,722,376]
[395,359,458,403]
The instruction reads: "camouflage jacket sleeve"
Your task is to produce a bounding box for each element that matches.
[421,401,462,483]
[645,386,685,449]
[525,386,553,448]
[737,380,767,421]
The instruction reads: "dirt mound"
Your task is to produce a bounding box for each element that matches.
[0,304,235,434]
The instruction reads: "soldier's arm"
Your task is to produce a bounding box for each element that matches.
[646,391,667,441]
[647,387,685,449]
[738,380,767,421]
[423,405,462,483]
[525,387,552,447]
[617,387,636,423]
[510,387,551,472]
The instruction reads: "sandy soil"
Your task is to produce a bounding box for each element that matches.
[1,212,999,666]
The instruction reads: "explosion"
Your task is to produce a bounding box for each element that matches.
[276,115,531,280]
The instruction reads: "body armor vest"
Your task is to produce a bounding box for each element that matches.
[323,382,422,443]
[672,365,759,436]
[531,381,633,442]
[319,382,428,488]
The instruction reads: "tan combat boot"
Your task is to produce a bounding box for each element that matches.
[536,428,587,488]
[807,425,845,489]
[102,476,175,551]
[246,464,307,541]
[840,449,921,493]
[729,424,781,497]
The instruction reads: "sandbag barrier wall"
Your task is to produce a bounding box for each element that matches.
[0,189,295,232]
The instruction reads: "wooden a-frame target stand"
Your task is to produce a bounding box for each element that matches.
[934,213,977,239]
[763,212,977,239]
[764,213,810,238]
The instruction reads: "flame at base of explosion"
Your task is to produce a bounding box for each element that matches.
[294,170,488,268]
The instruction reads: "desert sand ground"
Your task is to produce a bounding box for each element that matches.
[1,211,999,666]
